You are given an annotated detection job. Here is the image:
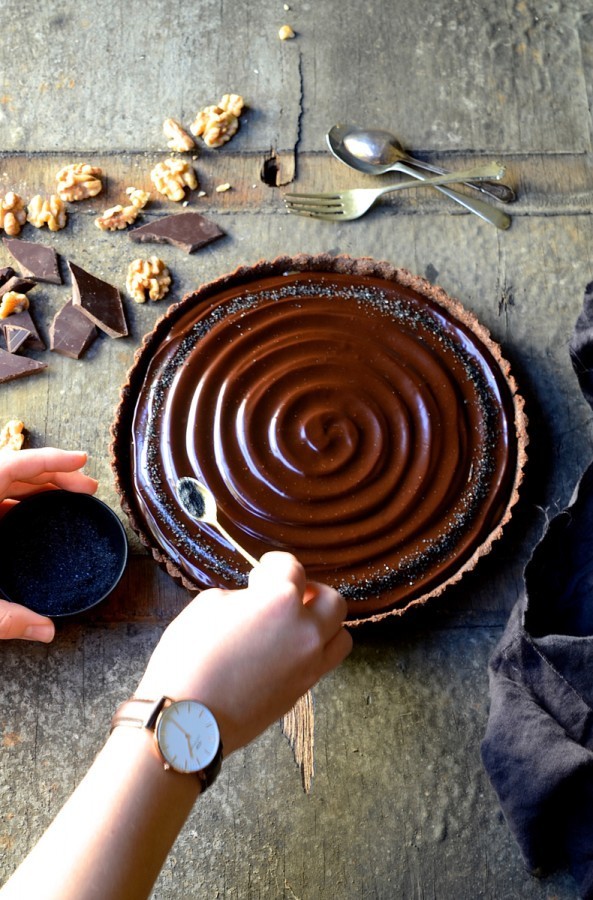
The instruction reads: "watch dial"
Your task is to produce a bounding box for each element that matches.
[156,700,220,774]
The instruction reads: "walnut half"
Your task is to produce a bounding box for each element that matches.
[150,159,198,202]
[0,192,27,236]
[0,419,25,452]
[189,93,245,148]
[95,204,139,232]
[56,163,103,202]
[126,256,171,303]
[95,188,149,232]
[190,105,239,148]
[0,291,29,319]
[163,118,196,153]
[27,195,67,231]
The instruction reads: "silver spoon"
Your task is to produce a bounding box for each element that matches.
[328,124,515,202]
[176,474,314,791]
[176,476,258,567]
[327,124,512,230]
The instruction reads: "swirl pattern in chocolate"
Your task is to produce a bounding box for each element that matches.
[113,256,525,622]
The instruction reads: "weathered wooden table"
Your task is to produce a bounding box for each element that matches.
[1,1,592,896]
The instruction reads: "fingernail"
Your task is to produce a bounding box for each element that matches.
[23,625,55,643]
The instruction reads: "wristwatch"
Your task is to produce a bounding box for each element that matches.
[110,696,223,791]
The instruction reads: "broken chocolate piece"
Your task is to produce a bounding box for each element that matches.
[0,267,16,287]
[129,212,224,254]
[3,237,62,284]
[0,348,47,383]
[0,275,37,298]
[50,299,98,359]
[3,323,32,354]
[5,309,45,350]
[69,262,128,339]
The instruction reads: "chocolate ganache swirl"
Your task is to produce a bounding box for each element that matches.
[113,256,525,622]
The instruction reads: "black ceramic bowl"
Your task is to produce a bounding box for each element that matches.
[0,490,128,617]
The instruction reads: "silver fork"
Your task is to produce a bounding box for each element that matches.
[284,162,511,228]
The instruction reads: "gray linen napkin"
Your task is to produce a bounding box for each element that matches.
[482,281,593,898]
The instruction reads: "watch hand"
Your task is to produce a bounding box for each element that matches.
[171,719,191,740]
[185,735,195,759]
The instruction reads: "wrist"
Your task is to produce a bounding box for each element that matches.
[110,695,223,792]
[106,722,203,792]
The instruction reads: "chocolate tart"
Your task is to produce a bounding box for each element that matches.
[111,255,527,624]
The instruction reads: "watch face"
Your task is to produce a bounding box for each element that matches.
[156,700,220,774]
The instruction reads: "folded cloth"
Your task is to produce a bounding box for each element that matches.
[481,281,593,898]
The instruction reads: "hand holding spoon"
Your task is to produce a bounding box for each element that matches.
[176,475,315,791]
[327,124,513,230]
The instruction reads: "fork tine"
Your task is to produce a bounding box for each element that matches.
[286,211,345,221]
[283,206,345,217]
[284,205,345,218]
[284,197,343,210]
[284,206,348,221]
[284,205,345,217]
[284,191,342,201]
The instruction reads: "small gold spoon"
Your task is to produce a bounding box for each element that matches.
[176,476,258,567]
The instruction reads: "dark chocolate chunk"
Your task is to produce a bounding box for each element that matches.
[129,212,224,254]
[0,267,16,287]
[69,262,128,339]
[0,275,37,298]
[50,299,98,359]
[3,323,32,354]
[0,347,47,383]
[3,237,62,284]
[5,309,45,350]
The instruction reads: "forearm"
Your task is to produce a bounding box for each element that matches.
[0,726,202,900]
[0,553,352,899]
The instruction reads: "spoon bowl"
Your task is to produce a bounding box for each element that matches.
[327,124,404,174]
[176,476,258,567]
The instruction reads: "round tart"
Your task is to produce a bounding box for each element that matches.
[111,255,526,623]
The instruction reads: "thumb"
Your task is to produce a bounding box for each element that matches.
[0,600,55,642]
